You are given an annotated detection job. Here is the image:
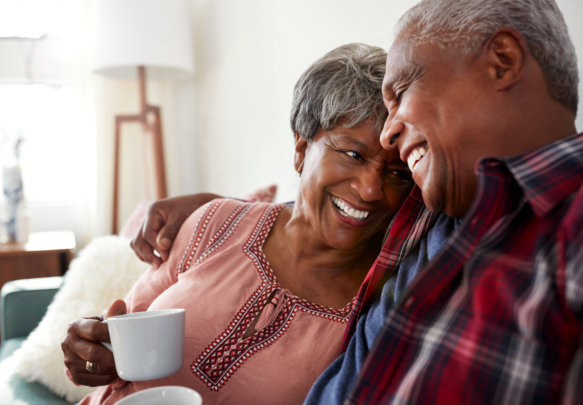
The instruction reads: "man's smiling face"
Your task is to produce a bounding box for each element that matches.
[380,35,493,218]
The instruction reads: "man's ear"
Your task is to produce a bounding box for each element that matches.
[486,29,526,90]
[294,132,308,174]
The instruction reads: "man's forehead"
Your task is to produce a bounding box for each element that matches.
[383,40,418,90]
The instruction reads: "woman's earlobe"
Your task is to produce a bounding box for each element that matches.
[294,153,305,174]
[294,133,308,174]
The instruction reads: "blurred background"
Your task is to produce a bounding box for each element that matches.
[0,0,582,249]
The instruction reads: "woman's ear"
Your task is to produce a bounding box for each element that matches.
[294,132,307,174]
[486,28,526,90]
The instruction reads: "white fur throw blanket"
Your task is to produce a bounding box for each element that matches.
[10,235,149,403]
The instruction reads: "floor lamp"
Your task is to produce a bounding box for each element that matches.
[91,0,194,233]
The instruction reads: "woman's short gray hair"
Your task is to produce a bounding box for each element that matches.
[290,43,387,142]
[396,0,578,114]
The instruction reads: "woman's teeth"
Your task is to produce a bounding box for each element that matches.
[407,145,427,171]
[331,196,370,221]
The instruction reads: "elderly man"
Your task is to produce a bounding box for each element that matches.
[306,0,582,403]
[130,0,581,403]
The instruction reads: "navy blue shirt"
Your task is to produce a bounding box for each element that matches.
[304,213,457,404]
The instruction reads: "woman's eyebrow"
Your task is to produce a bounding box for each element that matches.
[334,135,368,149]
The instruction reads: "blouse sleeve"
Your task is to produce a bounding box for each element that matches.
[123,200,220,313]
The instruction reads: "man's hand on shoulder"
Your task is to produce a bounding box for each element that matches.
[130,193,221,267]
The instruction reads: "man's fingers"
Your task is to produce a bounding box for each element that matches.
[155,212,188,261]
[130,195,211,267]
[142,207,166,249]
[155,225,178,261]
[130,230,162,268]
[150,217,182,262]
[156,220,182,252]
[130,203,167,267]
[156,248,169,262]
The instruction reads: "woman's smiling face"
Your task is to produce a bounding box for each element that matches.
[294,119,413,251]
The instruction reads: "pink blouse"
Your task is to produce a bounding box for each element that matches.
[81,199,354,405]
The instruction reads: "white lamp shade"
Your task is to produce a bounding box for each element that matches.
[92,0,194,80]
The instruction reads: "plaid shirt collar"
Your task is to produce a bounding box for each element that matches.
[489,132,583,217]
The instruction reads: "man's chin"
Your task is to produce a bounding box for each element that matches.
[420,185,446,214]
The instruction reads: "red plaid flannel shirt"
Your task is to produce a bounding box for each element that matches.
[345,133,583,404]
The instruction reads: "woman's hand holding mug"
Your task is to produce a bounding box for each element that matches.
[61,300,127,386]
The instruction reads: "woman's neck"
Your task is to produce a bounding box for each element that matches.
[262,204,382,308]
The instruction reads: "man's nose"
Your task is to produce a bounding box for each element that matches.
[380,116,403,151]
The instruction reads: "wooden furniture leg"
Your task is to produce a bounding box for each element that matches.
[111,67,168,234]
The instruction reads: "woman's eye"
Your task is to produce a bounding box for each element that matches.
[341,150,363,161]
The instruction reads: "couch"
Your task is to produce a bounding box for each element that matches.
[0,233,150,404]
[0,276,71,404]
[0,187,278,404]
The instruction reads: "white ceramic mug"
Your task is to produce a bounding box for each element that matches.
[115,385,202,405]
[102,308,185,381]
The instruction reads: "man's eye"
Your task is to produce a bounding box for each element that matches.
[385,95,400,117]
[394,88,405,102]
[386,168,412,183]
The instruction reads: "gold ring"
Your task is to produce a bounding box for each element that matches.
[85,360,95,373]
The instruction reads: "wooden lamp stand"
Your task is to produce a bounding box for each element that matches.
[112,66,167,233]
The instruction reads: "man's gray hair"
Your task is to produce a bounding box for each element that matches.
[290,43,387,142]
[396,0,578,114]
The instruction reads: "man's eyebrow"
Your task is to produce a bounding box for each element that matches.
[383,64,424,95]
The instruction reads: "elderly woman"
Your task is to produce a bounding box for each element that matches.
[62,43,413,404]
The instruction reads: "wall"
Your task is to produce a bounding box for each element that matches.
[163,0,418,205]
[160,0,583,208]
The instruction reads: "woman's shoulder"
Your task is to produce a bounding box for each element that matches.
[200,198,279,219]
[174,198,283,271]
[184,198,282,239]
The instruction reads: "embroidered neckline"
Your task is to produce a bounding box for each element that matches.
[244,203,355,317]
[190,201,355,391]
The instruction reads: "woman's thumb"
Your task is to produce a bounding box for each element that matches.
[106,299,127,318]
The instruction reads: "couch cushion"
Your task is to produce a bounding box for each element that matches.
[0,337,25,362]
[0,354,70,404]
[1,277,62,342]
[9,235,148,403]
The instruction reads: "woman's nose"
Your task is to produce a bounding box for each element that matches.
[351,168,383,202]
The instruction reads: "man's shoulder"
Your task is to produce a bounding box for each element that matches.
[561,179,583,236]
